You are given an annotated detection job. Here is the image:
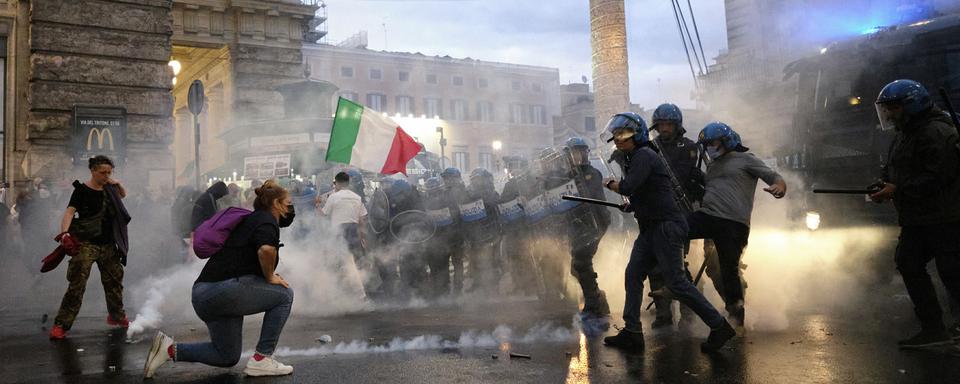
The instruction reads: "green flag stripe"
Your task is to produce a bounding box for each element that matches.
[326,97,363,164]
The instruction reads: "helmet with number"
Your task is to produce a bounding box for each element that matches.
[564,137,591,167]
[651,103,684,131]
[875,79,933,131]
[469,168,493,186]
[604,112,649,145]
[697,122,741,150]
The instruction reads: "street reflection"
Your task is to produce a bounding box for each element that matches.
[565,333,589,384]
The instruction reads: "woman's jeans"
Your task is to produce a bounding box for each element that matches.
[176,275,294,367]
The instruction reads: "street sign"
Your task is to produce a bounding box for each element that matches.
[188,80,205,116]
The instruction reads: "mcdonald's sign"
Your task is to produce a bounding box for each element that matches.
[73,106,126,164]
[86,127,115,151]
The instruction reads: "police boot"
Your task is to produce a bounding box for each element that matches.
[582,290,611,317]
[604,328,644,352]
[649,288,674,329]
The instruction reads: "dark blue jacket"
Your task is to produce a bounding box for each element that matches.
[617,146,684,225]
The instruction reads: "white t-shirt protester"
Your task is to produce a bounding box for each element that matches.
[321,188,368,226]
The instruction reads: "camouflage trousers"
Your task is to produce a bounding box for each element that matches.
[54,243,125,330]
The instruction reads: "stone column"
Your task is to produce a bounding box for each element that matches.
[589,0,630,126]
[19,0,174,186]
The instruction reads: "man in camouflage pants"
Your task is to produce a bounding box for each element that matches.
[55,243,126,330]
[50,155,130,339]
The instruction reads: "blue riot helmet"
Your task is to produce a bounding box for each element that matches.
[424,176,445,196]
[386,177,413,204]
[564,136,591,167]
[698,122,749,160]
[875,79,933,131]
[469,168,493,187]
[440,167,464,189]
[651,103,684,135]
[440,167,461,179]
[604,112,649,145]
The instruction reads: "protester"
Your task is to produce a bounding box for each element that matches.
[49,155,131,340]
[688,122,786,327]
[144,179,296,378]
[320,172,370,289]
[190,181,229,231]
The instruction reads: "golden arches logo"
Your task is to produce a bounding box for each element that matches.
[86,128,115,151]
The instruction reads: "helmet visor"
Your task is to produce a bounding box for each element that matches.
[569,147,590,166]
[875,103,899,132]
[610,128,636,143]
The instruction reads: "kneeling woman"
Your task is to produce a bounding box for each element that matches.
[145,180,296,378]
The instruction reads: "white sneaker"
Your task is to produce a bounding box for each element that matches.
[244,355,294,377]
[143,331,174,379]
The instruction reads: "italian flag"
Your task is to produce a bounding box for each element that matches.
[325,97,422,175]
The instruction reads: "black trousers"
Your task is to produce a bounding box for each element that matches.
[895,222,960,331]
[686,211,750,312]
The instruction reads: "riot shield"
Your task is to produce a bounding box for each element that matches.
[367,188,391,235]
[390,210,436,244]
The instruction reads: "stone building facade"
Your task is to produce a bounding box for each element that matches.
[0,0,321,200]
[303,43,561,173]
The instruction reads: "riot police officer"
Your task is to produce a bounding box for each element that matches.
[465,168,502,293]
[870,79,960,349]
[563,137,612,318]
[498,160,534,295]
[601,112,734,353]
[385,178,430,297]
[648,103,706,328]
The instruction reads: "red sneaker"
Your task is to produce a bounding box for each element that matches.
[49,325,67,340]
[107,315,130,328]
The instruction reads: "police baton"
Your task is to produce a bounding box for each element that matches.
[560,195,625,209]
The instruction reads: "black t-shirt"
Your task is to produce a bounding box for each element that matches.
[196,209,280,283]
[68,183,115,245]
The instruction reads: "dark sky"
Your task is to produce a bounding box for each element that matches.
[322,0,728,109]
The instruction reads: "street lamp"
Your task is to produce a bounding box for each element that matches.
[436,126,446,170]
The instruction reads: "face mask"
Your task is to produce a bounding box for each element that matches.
[279,204,295,228]
[705,145,725,161]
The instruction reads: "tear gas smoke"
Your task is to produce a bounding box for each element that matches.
[253,321,578,358]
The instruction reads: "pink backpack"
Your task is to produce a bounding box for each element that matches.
[193,207,252,259]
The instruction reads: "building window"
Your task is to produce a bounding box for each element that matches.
[531,83,542,93]
[340,91,359,102]
[398,71,410,82]
[396,95,414,116]
[510,104,526,124]
[532,105,545,125]
[452,76,464,86]
[453,151,469,171]
[584,116,596,132]
[451,99,467,121]
[425,98,442,119]
[426,74,438,84]
[477,101,494,122]
[369,68,382,80]
[511,80,522,91]
[478,78,489,88]
[479,152,493,171]
[340,66,354,78]
[367,93,386,112]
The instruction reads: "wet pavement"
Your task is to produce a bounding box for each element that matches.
[2,296,960,384]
